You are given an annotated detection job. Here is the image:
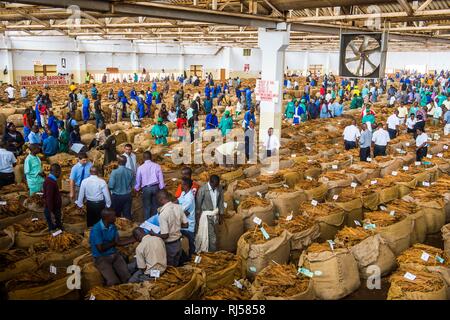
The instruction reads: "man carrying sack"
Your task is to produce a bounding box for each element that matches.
[195,175,224,252]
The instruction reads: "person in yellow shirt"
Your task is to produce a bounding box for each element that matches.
[352,85,360,97]
[69,82,77,92]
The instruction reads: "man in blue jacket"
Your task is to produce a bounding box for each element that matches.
[205,109,219,130]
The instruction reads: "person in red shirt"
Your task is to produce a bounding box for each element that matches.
[320,85,326,97]
[176,112,187,141]
[43,163,63,231]
[38,103,48,126]
[175,167,199,198]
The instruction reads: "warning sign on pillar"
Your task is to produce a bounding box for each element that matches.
[244,64,250,72]
[255,80,279,103]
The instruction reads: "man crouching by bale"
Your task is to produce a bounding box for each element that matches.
[90,208,136,286]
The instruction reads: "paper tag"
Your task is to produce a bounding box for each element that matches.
[415,161,421,166]
[426,154,433,159]
[307,160,313,163]
[391,171,398,176]
[367,157,372,162]
[396,148,402,153]
[380,206,387,211]
[314,270,323,276]
[332,165,338,170]
[286,214,293,221]
[256,191,263,198]
[437,153,443,158]
[404,272,416,281]
[233,279,243,289]
[444,145,448,150]
[0,201,6,205]
[223,202,228,208]
[89,294,96,300]
[249,266,257,273]
[332,195,339,201]
[298,267,314,278]
[150,270,160,278]
[50,265,57,274]
[235,200,240,205]
[171,178,177,181]
[283,184,289,188]
[306,146,311,150]
[253,217,262,225]
[306,176,313,181]
[403,166,409,171]
[420,252,430,262]
[436,255,445,264]
[194,256,202,264]
[422,181,430,187]
[52,230,62,237]
[370,180,377,185]
[354,220,361,226]
[350,182,357,188]
[291,154,296,158]
[364,223,376,230]
[327,240,335,251]
[36,192,43,196]
[31,217,39,222]
[260,227,270,240]
[389,210,396,216]
[311,200,318,206]
[405,142,410,147]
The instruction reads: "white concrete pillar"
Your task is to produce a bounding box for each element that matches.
[74,52,86,84]
[325,52,330,74]
[132,43,139,73]
[303,51,309,76]
[1,35,14,84]
[179,46,185,75]
[223,47,231,79]
[257,28,289,172]
[257,28,289,145]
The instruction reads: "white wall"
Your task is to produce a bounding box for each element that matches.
[2,35,450,84]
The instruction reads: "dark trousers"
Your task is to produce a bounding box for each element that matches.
[344,140,357,150]
[388,128,397,139]
[0,172,15,188]
[94,253,131,286]
[360,147,371,162]
[142,184,160,220]
[407,128,415,134]
[181,230,195,258]
[165,239,182,267]
[266,150,272,157]
[416,146,428,161]
[374,144,387,158]
[86,200,105,227]
[111,193,132,219]
[44,207,63,231]
[95,114,104,129]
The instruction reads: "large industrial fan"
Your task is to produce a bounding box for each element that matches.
[339,32,387,78]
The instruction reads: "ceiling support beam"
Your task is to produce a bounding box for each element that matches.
[397,0,414,15]
[417,0,433,11]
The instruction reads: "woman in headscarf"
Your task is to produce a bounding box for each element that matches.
[218,110,233,137]
[58,121,70,153]
[3,122,25,157]
[150,117,169,145]
[284,98,295,120]
[24,144,45,195]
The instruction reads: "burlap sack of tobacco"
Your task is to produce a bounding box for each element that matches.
[47,153,76,166]
[378,185,400,204]
[6,114,23,127]
[216,211,245,253]
[73,253,104,295]
[378,218,414,256]
[265,190,307,217]
[303,183,328,201]
[396,178,417,198]
[134,132,153,150]
[379,158,403,177]
[416,200,446,234]
[315,209,346,242]
[79,123,97,135]
[220,168,244,186]
[387,268,448,300]
[243,165,260,178]
[237,199,275,231]
[287,223,320,252]
[298,248,360,300]
[124,127,144,143]
[232,184,268,203]
[64,221,86,235]
[14,164,24,184]
[283,172,303,188]
[304,167,322,179]
[443,224,450,258]
[348,234,396,278]
[14,229,49,249]
[7,275,80,300]
[0,228,14,250]
[237,229,291,280]
[412,170,431,184]
[335,198,363,227]
[408,211,428,245]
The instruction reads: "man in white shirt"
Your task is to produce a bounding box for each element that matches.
[406,114,417,133]
[387,110,401,139]
[128,227,167,283]
[442,95,450,111]
[0,141,17,187]
[325,91,332,103]
[76,166,112,227]
[263,127,280,157]
[372,123,390,158]
[415,127,429,161]
[123,143,137,176]
[397,104,408,124]
[4,84,15,102]
[343,119,361,150]
[148,190,188,267]
[20,86,27,99]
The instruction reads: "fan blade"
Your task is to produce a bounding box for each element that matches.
[345,56,361,63]
[355,60,363,76]
[360,36,370,51]
[363,46,380,55]
[348,42,359,56]
[366,57,377,71]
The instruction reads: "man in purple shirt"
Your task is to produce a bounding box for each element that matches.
[135,151,165,219]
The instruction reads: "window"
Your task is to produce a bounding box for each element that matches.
[243,49,251,56]
[189,65,203,77]
[34,64,57,76]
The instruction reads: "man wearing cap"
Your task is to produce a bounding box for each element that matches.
[150,118,169,145]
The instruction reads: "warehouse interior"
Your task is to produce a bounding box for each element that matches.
[0,0,450,301]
